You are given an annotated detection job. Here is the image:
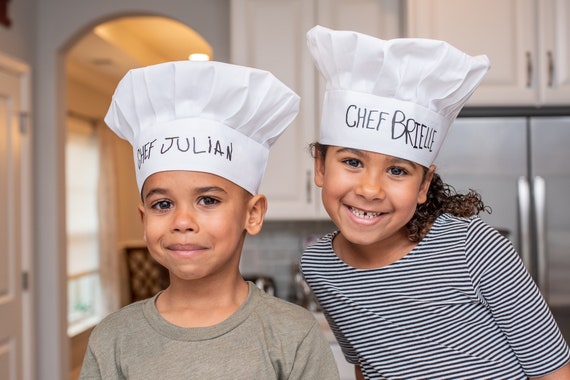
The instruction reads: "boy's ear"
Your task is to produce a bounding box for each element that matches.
[138,203,145,222]
[137,203,147,242]
[245,194,267,235]
[314,152,325,188]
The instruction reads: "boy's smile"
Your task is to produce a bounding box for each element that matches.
[315,146,434,267]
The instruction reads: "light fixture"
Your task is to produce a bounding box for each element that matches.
[189,53,210,61]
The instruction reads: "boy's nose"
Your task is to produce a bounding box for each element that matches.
[172,207,198,232]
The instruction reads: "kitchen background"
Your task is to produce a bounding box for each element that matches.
[1,1,570,380]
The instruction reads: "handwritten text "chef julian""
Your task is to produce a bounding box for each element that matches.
[137,136,233,169]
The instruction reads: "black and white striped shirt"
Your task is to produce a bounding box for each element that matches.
[301,214,569,379]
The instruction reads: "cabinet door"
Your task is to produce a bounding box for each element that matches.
[538,0,570,105]
[406,0,537,106]
[231,0,319,219]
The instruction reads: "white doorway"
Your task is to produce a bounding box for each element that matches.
[0,53,33,380]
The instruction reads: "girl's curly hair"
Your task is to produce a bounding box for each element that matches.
[311,142,490,242]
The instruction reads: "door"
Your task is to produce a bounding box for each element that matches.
[0,56,31,380]
[530,117,570,306]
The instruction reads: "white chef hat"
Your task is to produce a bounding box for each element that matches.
[105,60,300,195]
[307,25,490,167]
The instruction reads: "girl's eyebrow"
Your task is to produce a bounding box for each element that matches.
[336,147,366,157]
[335,147,419,167]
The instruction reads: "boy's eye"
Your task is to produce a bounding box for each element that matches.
[343,158,362,168]
[388,167,407,176]
[198,196,220,206]
[151,200,173,210]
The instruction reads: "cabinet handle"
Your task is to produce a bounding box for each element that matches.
[547,50,554,87]
[306,170,312,203]
[526,51,532,88]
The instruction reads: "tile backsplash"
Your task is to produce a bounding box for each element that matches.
[240,220,336,301]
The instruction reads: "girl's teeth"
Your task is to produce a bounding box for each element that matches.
[350,207,380,219]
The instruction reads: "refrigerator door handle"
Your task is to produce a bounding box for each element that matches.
[532,176,548,295]
[517,176,533,276]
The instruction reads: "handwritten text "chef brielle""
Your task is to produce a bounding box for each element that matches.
[345,105,438,152]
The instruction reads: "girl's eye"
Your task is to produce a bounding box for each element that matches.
[198,196,220,206]
[343,158,362,168]
[388,167,408,176]
[151,200,173,210]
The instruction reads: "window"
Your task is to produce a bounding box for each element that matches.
[65,115,103,335]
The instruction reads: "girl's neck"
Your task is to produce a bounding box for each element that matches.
[334,230,417,269]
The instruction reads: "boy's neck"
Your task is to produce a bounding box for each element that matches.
[155,276,249,328]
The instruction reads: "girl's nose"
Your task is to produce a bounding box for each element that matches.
[355,172,385,200]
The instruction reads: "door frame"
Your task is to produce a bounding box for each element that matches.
[0,52,34,380]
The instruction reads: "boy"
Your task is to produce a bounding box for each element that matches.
[79,60,339,379]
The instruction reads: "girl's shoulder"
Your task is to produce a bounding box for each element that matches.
[430,214,494,234]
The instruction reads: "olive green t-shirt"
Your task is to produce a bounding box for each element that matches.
[79,282,339,379]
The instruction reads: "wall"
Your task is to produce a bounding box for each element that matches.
[241,220,336,300]
[0,0,36,62]
[34,2,230,379]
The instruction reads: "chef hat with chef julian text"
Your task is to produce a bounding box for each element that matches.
[307,25,490,167]
[105,60,300,195]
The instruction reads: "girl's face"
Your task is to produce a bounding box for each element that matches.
[138,170,266,283]
[315,146,434,255]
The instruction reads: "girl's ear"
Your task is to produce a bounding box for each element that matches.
[314,150,326,188]
[417,165,436,204]
[245,194,267,236]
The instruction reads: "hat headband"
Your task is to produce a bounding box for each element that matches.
[134,118,269,194]
[320,90,449,167]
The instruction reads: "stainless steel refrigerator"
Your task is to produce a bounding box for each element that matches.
[435,115,570,342]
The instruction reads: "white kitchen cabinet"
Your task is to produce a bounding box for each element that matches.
[231,0,318,220]
[231,0,403,219]
[406,0,570,106]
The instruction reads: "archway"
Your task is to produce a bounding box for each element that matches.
[64,15,213,379]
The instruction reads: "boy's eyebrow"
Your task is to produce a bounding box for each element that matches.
[143,187,168,201]
[194,186,227,195]
[143,186,227,201]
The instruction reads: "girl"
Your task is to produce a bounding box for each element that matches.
[301,25,570,380]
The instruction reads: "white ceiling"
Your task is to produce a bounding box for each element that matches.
[66,16,213,95]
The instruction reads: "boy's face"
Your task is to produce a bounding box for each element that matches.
[138,170,266,283]
[314,145,434,250]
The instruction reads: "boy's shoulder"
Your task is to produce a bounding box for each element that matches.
[249,285,317,327]
[88,297,149,341]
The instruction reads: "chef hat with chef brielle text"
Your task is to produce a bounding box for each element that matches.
[105,60,300,195]
[307,25,490,167]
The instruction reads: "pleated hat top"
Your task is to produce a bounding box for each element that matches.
[105,60,300,194]
[307,25,490,166]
